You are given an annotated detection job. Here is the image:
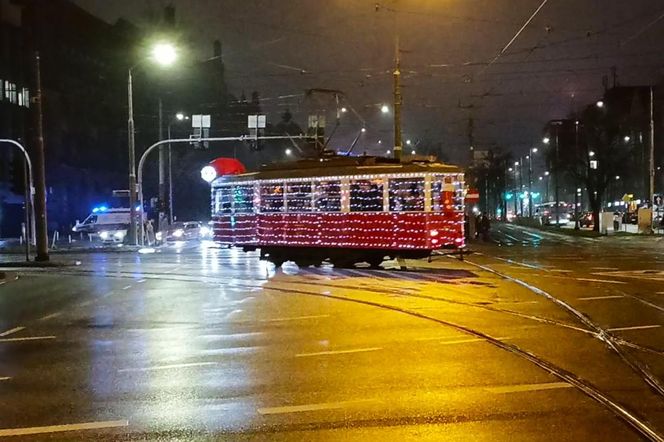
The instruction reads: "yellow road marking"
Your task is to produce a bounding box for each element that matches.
[0,420,129,437]
[296,347,382,357]
[486,382,572,394]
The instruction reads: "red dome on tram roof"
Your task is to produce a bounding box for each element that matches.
[209,157,246,176]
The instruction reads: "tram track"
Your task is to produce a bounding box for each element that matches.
[13,265,664,440]
[462,257,664,401]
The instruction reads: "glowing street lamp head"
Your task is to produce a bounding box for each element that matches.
[361,127,366,133]
[531,147,538,153]
[285,148,292,156]
[381,104,389,114]
[596,100,604,108]
[200,165,217,183]
[588,151,595,157]
[152,42,177,66]
[543,137,550,144]
[406,139,411,145]
[341,107,348,113]
[176,112,185,121]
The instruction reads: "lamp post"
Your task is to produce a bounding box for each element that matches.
[167,112,189,224]
[127,42,177,245]
[528,148,537,217]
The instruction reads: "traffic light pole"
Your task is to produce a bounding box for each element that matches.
[0,139,34,261]
[32,52,49,261]
[136,134,315,245]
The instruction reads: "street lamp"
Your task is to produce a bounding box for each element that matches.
[127,41,178,245]
[381,104,390,114]
[167,112,188,223]
[543,137,550,144]
[624,135,631,143]
[285,148,293,156]
[596,100,604,108]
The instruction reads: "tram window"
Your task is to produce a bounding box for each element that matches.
[286,182,313,212]
[214,187,233,215]
[314,180,341,212]
[260,183,284,213]
[350,179,383,212]
[233,185,254,214]
[389,177,424,212]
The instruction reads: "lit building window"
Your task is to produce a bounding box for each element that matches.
[4,81,17,104]
[21,88,29,107]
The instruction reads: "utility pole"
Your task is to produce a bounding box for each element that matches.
[32,52,49,261]
[649,86,655,207]
[127,69,138,245]
[528,153,533,217]
[393,37,403,162]
[554,125,561,227]
[158,98,167,232]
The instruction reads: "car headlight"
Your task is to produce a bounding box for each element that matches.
[200,226,211,236]
[173,229,184,238]
[113,231,125,240]
[99,231,110,240]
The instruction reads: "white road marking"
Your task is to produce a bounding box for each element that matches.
[118,362,217,373]
[438,337,511,345]
[78,300,92,307]
[0,336,56,343]
[296,347,382,357]
[122,285,132,290]
[0,281,5,285]
[486,382,572,394]
[0,377,10,381]
[260,314,330,323]
[0,326,25,337]
[607,325,661,332]
[0,420,129,437]
[137,279,146,283]
[575,278,626,285]
[39,312,62,321]
[578,295,625,301]
[257,399,376,415]
[592,267,619,270]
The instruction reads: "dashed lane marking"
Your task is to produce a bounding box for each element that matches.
[118,362,217,373]
[137,279,146,283]
[607,325,661,332]
[39,312,62,321]
[296,347,382,357]
[257,399,377,415]
[578,295,625,301]
[0,326,25,337]
[0,336,56,343]
[0,377,10,381]
[485,382,573,394]
[0,420,129,437]
[575,278,626,285]
[121,285,132,290]
[259,314,330,323]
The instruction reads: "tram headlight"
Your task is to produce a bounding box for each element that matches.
[99,231,110,241]
[201,165,217,183]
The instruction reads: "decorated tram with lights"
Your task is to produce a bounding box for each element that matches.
[201,155,464,267]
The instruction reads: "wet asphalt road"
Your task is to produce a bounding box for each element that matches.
[0,229,663,441]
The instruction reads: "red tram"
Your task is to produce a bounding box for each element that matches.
[204,155,464,267]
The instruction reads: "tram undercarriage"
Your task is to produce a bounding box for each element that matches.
[251,246,431,268]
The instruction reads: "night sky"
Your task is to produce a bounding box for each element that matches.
[73,0,664,163]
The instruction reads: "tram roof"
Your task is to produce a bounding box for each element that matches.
[214,156,463,184]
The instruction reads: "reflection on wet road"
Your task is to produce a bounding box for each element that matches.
[0,237,663,440]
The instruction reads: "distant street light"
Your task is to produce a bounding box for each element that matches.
[361,127,366,133]
[381,104,390,114]
[596,100,604,108]
[508,167,513,172]
[406,139,412,145]
[411,150,416,155]
[514,161,519,166]
[624,135,631,142]
[543,137,550,144]
[285,148,293,156]
[589,151,595,157]
[175,112,185,121]
[378,140,382,144]
[544,171,550,176]
[538,176,543,181]
[615,175,620,180]
[386,149,391,155]
[531,147,538,153]
[341,107,348,113]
